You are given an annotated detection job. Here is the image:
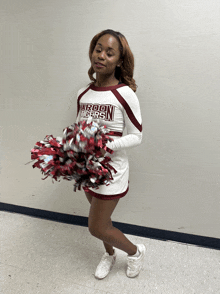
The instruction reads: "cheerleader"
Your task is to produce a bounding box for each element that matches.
[75,29,146,279]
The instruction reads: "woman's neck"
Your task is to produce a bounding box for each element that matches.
[94,75,119,87]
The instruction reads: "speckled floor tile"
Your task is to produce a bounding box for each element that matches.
[1,263,108,294]
[1,211,220,294]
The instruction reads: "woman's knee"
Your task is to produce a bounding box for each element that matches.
[89,224,104,238]
[88,219,112,238]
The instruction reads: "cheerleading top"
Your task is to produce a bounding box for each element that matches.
[75,82,143,200]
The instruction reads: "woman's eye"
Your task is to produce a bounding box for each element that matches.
[95,49,113,57]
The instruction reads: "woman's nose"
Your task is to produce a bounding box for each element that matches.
[98,51,105,59]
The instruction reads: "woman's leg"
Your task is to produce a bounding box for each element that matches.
[87,195,137,255]
[85,192,114,255]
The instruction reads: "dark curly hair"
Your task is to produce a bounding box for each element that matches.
[88,29,137,92]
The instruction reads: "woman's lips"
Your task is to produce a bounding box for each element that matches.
[95,62,105,68]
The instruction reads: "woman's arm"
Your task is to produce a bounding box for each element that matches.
[105,87,143,152]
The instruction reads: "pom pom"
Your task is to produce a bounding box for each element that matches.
[25,118,117,191]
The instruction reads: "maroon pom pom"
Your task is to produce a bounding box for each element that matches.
[25,119,117,191]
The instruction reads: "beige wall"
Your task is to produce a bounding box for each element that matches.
[1,0,220,238]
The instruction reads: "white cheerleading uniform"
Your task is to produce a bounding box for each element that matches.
[75,82,143,200]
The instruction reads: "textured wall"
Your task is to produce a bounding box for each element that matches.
[1,0,220,238]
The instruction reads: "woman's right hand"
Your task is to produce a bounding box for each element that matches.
[100,148,106,157]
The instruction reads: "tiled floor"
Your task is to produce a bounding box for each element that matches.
[1,211,220,294]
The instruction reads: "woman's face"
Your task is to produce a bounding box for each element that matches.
[91,34,122,77]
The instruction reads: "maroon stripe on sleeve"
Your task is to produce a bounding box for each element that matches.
[77,85,92,116]
[111,89,142,132]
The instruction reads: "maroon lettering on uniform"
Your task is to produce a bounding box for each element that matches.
[79,103,115,121]
[100,105,107,112]
[86,104,93,111]
[106,105,115,121]
[92,104,99,111]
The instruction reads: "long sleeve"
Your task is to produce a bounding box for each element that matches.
[75,108,80,124]
[106,133,142,151]
[105,87,143,151]
[75,86,88,124]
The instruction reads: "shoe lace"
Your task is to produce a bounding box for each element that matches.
[127,258,136,270]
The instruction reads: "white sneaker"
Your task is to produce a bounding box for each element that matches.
[95,250,116,279]
[126,244,146,278]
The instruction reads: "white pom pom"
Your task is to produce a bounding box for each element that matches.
[86,117,93,124]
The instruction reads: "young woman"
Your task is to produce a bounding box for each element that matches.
[75,29,146,279]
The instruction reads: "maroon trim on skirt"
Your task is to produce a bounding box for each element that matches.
[83,185,129,200]
[106,131,122,137]
[111,89,142,132]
